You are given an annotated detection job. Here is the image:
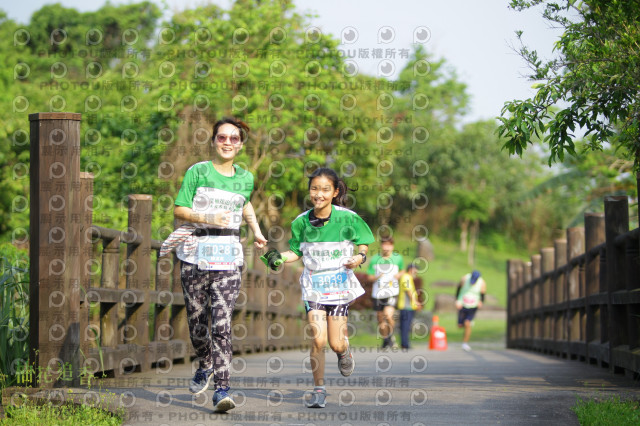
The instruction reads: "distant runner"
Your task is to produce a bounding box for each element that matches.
[397,263,423,350]
[455,270,487,352]
[367,236,404,349]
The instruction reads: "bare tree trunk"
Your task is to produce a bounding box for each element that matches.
[467,219,479,266]
[459,218,469,252]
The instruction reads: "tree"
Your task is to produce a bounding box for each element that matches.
[499,0,640,170]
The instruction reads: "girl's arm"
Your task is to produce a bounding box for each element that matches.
[279,250,300,263]
[344,244,368,270]
[174,205,231,227]
[242,202,267,248]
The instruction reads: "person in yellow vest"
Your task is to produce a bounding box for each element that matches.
[455,270,487,352]
[397,264,423,350]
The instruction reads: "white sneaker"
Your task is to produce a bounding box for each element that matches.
[461,343,471,352]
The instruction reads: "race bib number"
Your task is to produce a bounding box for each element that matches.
[463,295,478,305]
[310,270,350,296]
[196,239,241,270]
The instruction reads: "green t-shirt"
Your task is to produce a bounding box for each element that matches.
[175,161,254,230]
[368,252,404,299]
[289,205,374,304]
[174,161,254,268]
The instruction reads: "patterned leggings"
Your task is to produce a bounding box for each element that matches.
[180,262,241,388]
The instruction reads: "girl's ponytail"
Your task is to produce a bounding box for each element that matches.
[334,178,350,207]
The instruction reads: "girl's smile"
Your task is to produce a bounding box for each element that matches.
[309,176,339,215]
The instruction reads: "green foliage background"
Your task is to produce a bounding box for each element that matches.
[0,0,634,257]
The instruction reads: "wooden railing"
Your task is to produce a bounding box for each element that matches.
[28,112,306,387]
[507,196,640,376]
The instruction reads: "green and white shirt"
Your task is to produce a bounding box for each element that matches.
[174,161,253,269]
[368,252,404,299]
[458,273,485,309]
[289,205,374,304]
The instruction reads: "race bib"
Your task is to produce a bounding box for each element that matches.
[310,269,350,297]
[463,294,479,306]
[196,236,242,270]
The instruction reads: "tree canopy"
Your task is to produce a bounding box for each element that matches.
[499,0,640,169]
[0,0,582,253]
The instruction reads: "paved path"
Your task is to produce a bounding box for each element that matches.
[93,343,639,426]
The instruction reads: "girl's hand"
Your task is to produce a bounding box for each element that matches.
[344,255,363,270]
[253,233,268,249]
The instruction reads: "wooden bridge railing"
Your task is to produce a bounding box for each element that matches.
[507,196,640,376]
[29,112,306,387]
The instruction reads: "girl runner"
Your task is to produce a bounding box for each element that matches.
[261,167,374,408]
[172,117,267,413]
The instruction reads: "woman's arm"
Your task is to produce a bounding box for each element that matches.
[242,202,267,248]
[174,205,230,227]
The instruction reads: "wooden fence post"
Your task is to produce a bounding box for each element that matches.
[604,196,629,372]
[540,247,555,352]
[625,223,640,352]
[154,255,173,367]
[540,248,554,349]
[523,261,532,342]
[507,260,516,348]
[75,172,94,386]
[531,254,542,349]
[553,239,567,355]
[124,194,152,373]
[566,227,584,360]
[29,112,82,387]
[584,213,605,365]
[170,219,190,365]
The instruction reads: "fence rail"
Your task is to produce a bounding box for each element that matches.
[28,112,306,387]
[507,196,640,376]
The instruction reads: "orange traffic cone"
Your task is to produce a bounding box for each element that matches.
[429,315,448,350]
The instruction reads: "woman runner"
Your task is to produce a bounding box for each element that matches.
[172,117,267,413]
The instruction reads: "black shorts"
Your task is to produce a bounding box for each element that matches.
[304,300,349,316]
[372,296,397,311]
[458,307,478,325]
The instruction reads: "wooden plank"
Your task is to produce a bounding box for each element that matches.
[87,287,145,304]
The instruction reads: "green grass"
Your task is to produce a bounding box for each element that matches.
[573,395,640,425]
[1,400,123,426]
[348,311,506,348]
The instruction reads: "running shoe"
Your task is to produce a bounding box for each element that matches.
[389,335,398,349]
[462,342,471,352]
[381,337,390,349]
[212,386,235,412]
[337,347,355,377]
[189,367,214,394]
[306,387,326,408]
